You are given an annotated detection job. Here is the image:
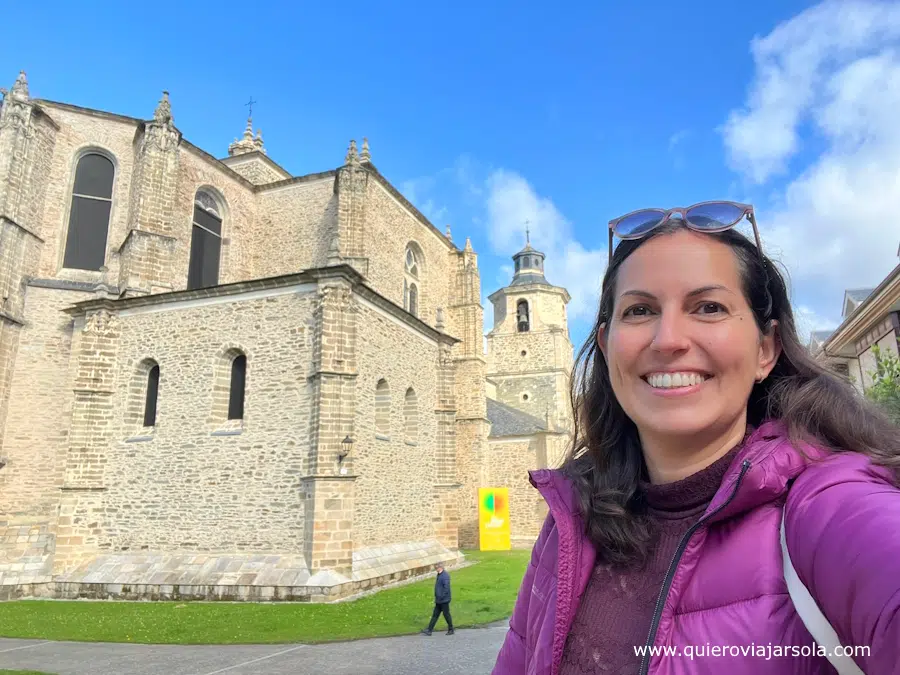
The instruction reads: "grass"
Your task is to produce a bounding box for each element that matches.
[0,550,529,645]
[0,672,56,675]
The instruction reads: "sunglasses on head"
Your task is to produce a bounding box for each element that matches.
[606,200,764,264]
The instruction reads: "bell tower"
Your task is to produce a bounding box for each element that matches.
[485,234,574,432]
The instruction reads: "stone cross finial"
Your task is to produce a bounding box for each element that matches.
[445,225,452,241]
[228,116,265,156]
[345,139,358,165]
[360,137,371,162]
[153,91,173,125]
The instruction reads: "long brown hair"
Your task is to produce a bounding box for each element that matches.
[562,221,900,567]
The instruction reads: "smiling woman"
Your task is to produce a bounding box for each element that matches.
[492,209,900,675]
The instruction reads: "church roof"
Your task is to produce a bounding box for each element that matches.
[487,398,548,438]
[513,242,545,259]
[510,272,551,287]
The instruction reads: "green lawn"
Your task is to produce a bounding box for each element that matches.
[0,550,528,645]
[0,671,56,675]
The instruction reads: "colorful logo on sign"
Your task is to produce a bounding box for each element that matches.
[478,487,511,551]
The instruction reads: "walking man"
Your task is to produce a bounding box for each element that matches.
[421,562,454,635]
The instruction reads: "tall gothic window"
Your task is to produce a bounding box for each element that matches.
[403,244,422,318]
[63,153,115,271]
[228,354,247,420]
[144,364,160,427]
[187,191,223,290]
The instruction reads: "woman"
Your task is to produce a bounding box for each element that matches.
[492,202,900,675]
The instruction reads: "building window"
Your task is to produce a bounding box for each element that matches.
[403,243,423,318]
[404,387,418,444]
[375,378,390,437]
[408,283,418,317]
[228,354,246,420]
[187,190,223,290]
[517,300,530,332]
[144,364,160,427]
[63,153,115,271]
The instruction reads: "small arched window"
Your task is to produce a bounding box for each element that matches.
[375,378,390,437]
[63,153,115,271]
[188,190,223,290]
[517,299,530,332]
[144,364,160,427]
[228,354,246,420]
[404,388,418,444]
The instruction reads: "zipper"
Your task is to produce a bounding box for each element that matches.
[638,459,752,675]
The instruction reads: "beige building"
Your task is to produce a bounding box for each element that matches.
[0,71,573,602]
[809,246,900,391]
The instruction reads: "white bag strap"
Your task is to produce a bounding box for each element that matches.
[780,506,865,675]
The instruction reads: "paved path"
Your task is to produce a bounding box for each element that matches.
[0,625,508,674]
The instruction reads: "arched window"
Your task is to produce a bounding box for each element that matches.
[404,387,418,444]
[187,190,223,290]
[228,354,246,420]
[144,364,160,427]
[403,243,423,318]
[406,247,419,278]
[375,378,390,437]
[517,299,530,332]
[408,283,418,317]
[63,153,115,271]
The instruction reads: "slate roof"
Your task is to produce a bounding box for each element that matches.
[510,273,551,287]
[486,398,548,438]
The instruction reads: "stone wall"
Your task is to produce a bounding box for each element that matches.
[490,287,569,333]
[352,302,440,548]
[223,155,288,186]
[91,288,316,554]
[254,178,337,279]
[176,146,257,287]
[484,438,548,547]
[0,517,55,598]
[34,104,138,285]
[0,287,81,517]
[362,178,456,328]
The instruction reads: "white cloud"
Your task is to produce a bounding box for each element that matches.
[723,0,900,311]
[668,129,690,151]
[484,169,607,323]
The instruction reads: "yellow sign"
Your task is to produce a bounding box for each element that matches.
[478,487,511,550]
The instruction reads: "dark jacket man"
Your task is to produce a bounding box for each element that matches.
[435,568,451,604]
[421,563,454,635]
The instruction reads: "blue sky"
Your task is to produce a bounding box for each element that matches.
[4,0,899,351]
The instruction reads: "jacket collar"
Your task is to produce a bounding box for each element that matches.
[529,419,823,525]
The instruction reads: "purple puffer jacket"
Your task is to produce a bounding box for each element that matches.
[492,421,900,674]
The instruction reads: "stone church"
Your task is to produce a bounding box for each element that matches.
[0,71,574,602]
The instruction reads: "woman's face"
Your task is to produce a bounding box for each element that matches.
[599,229,779,444]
